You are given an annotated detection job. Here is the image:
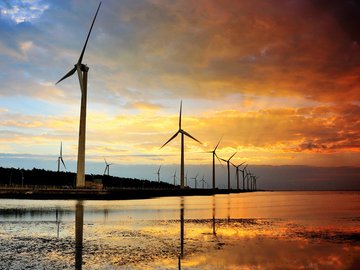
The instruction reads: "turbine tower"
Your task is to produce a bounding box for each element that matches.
[161,101,201,189]
[155,165,161,183]
[103,158,112,176]
[205,137,223,189]
[56,2,102,187]
[231,162,245,190]
[57,142,66,172]
[219,152,237,190]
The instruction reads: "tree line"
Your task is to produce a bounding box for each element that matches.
[0,167,174,189]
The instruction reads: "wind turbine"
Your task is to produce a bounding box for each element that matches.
[239,164,248,190]
[56,2,102,187]
[155,165,161,183]
[199,175,207,189]
[191,174,199,189]
[57,142,66,172]
[204,137,223,189]
[254,175,259,190]
[219,152,237,190]
[231,161,245,190]
[103,158,113,176]
[245,168,251,190]
[161,101,201,189]
[172,169,177,186]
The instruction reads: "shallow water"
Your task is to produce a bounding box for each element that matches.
[0,191,359,269]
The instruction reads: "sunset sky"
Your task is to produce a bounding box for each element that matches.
[0,0,359,189]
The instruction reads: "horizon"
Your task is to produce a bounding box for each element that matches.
[0,1,359,190]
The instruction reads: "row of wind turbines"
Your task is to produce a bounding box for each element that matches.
[157,101,259,191]
[55,2,260,190]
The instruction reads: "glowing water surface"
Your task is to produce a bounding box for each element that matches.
[0,191,359,269]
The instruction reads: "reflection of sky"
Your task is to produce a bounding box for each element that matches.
[0,192,359,269]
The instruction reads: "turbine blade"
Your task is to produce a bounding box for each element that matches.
[60,141,63,157]
[160,131,180,149]
[56,66,76,85]
[214,135,223,151]
[77,2,102,65]
[60,158,66,170]
[228,152,237,161]
[182,130,201,144]
[179,100,182,129]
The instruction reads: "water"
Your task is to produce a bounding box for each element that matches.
[0,191,359,269]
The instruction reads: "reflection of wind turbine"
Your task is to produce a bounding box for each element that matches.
[55,209,60,238]
[103,158,113,176]
[239,164,248,190]
[231,162,245,190]
[219,152,237,190]
[205,137,223,189]
[57,142,66,172]
[75,201,84,270]
[154,165,161,183]
[180,197,184,258]
[161,101,201,189]
[191,174,199,189]
[56,2,102,187]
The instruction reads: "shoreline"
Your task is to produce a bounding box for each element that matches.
[0,187,255,200]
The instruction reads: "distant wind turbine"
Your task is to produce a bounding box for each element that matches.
[103,158,113,176]
[245,168,251,190]
[172,169,177,186]
[199,175,207,189]
[56,2,102,187]
[155,165,161,183]
[239,164,248,190]
[231,161,245,190]
[191,174,199,189]
[57,142,66,172]
[219,152,237,190]
[161,101,201,189]
[204,137,223,189]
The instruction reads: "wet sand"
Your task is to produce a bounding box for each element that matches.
[0,192,359,269]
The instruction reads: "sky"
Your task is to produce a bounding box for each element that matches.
[0,0,359,189]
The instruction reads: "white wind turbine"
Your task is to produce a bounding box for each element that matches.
[172,169,177,186]
[161,101,201,189]
[103,158,113,176]
[56,2,102,187]
[191,173,199,189]
[155,165,161,183]
[57,142,66,172]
